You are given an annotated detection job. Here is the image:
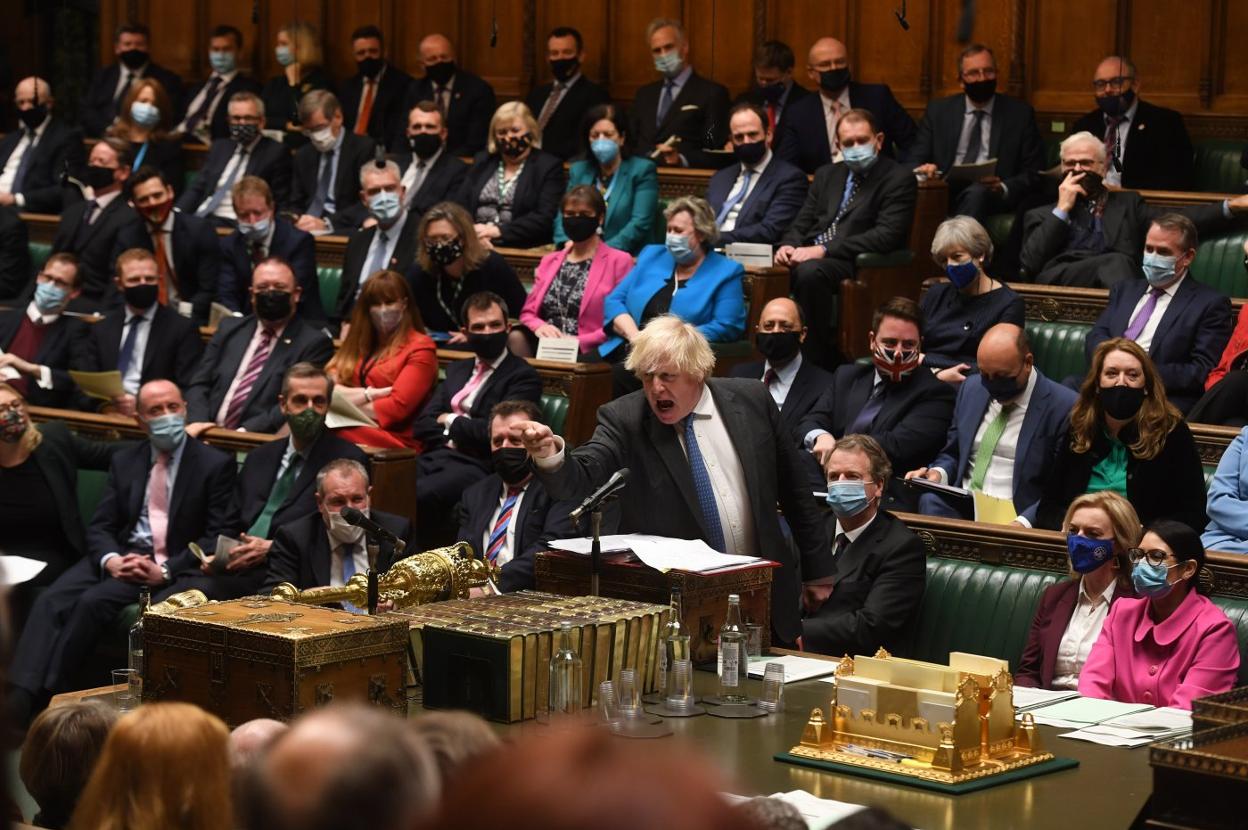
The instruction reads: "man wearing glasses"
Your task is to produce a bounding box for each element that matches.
[0,253,87,408]
[1069,56,1195,192]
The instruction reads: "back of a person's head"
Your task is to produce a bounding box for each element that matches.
[734,796,806,830]
[408,710,500,784]
[420,729,759,830]
[828,806,912,830]
[20,701,119,828]
[68,702,231,830]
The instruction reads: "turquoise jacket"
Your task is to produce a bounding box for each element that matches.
[553,155,659,255]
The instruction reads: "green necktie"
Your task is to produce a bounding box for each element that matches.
[248,456,301,538]
[969,404,1014,492]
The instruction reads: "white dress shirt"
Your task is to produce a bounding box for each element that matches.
[763,352,802,409]
[1051,577,1117,690]
[720,149,772,232]
[118,303,157,395]
[178,70,238,137]
[1102,98,1140,188]
[85,188,123,215]
[676,385,755,556]
[150,211,183,306]
[215,319,289,425]
[833,511,878,549]
[197,135,260,221]
[401,146,443,207]
[1127,273,1184,351]
[955,94,995,165]
[113,62,150,102]
[356,210,410,299]
[0,117,50,201]
[329,534,371,587]
[482,480,530,567]
[444,348,509,434]
[937,368,1038,500]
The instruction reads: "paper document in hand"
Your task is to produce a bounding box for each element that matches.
[326,386,378,429]
[944,158,998,183]
[0,555,48,586]
[746,655,839,682]
[69,369,125,400]
[548,534,769,573]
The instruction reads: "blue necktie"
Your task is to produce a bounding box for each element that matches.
[684,415,726,552]
[715,168,755,225]
[309,151,335,217]
[365,229,391,282]
[199,148,248,217]
[657,80,675,126]
[848,382,886,434]
[117,314,144,379]
[814,172,859,247]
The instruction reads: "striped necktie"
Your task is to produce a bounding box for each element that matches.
[223,328,275,429]
[486,486,523,563]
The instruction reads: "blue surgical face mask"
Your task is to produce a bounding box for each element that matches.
[591,137,620,166]
[368,191,402,225]
[665,233,698,265]
[1142,251,1179,287]
[654,52,683,77]
[147,412,186,452]
[842,142,878,172]
[825,479,871,519]
[239,216,271,241]
[1067,534,1115,574]
[1131,559,1179,599]
[945,259,979,289]
[130,101,161,128]
[33,282,68,314]
[275,45,295,67]
[209,50,236,75]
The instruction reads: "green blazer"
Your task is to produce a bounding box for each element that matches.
[553,155,659,255]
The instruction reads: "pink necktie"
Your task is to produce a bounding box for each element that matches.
[450,360,490,415]
[224,328,275,429]
[149,451,170,564]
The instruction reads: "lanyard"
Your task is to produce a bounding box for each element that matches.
[596,171,619,205]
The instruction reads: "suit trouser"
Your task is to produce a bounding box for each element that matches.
[791,255,855,370]
[416,448,491,547]
[1035,252,1137,288]
[1189,370,1248,427]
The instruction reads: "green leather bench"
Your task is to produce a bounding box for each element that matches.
[30,241,52,273]
[1190,228,1248,298]
[317,266,342,320]
[1026,318,1091,383]
[1193,140,1247,195]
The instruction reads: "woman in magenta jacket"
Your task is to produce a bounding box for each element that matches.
[1079,519,1240,709]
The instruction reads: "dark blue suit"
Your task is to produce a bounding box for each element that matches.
[920,370,1077,519]
[1086,276,1233,413]
[706,153,808,246]
[775,82,917,174]
[217,218,322,321]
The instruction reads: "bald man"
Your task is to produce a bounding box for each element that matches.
[775,37,915,174]
[905,323,1077,522]
[402,34,496,156]
[0,76,86,214]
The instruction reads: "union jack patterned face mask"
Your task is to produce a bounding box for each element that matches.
[871,344,920,383]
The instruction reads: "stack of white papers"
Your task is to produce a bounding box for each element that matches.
[1024,696,1153,729]
[1060,706,1192,748]
[1013,686,1081,712]
[746,655,839,683]
[723,790,867,830]
[548,534,770,574]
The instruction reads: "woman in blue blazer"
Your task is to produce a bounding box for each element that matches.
[599,196,746,361]
[553,104,659,255]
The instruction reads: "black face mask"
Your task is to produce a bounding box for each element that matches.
[733,140,767,167]
[409,132,442,160]
[1100,384,1146,420]
[118,49,148,70]
[820,68,851,94]
[982,371,1025,403]
[465,330,508,361]
[357,57,384,79]
[550,58,579,83]
[758,81,785,103]
[425,60,456,86]
[18,104,47,131]
[1077,170,1105,200]
[963,78,997,104]
[254,290,292,322]
[426,239,463,267]
[123,283,159,311]
[84,165,117,190]
[492,446,531,485]
[229,123,259,146]
[562,214,599,243]
[0,408,26,444]
[1096,89,1136,118]
[755,330,802,363]
[498,133,531,159]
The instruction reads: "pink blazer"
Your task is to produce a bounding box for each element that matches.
[1078,590,1240,710]
[520,243,634,354]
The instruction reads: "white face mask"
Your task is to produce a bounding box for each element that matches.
[309,126,336,153]
[326,507,367,545]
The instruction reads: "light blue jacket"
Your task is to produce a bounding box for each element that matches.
[1203,426,1248,553]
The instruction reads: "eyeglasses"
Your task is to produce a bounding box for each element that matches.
[1092,76,1135,92]
[0,400,24,414]
[1127,548,1170,566]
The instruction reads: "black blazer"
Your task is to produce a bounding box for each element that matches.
[906,93,1045,200]
[86,437,237,578]
[186,314,335,433]
[1034,420,1207,532]
[1087,276,1233,412]
[404,69,496,157]
[406,250,527,333]
[217,218,321,321]
[801,509,927,657]
[335,212,422,322]
[72,302,203,394]
[706,154,809,245]
[263,508,413,592]
[176,136,293,220]
[775,82,918,174]
[414,353,543,459]
[80,62,185,138]
[534,378,832,644]
[523,75,611,161]
[27,421,122,568]
[629,70,732,170]
[780,155,918,263]
[729,358,836,449]
[114,209,222,323]
[454,473,576,592]
[261,69,335,148]
[392,150,469,218]
[733,82,812,138]
[340,63,416,152]
[50,195,144,301]
[0,306,86,408]
[457,150,567,248]
[0,118,85,213]
[181,73,263,142]
[1071,99,1195,191]
[288,131,377,229]
[0,205,31,300]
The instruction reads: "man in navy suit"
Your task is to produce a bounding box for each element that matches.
[218,176,320,320]
[404,33,496,158]
[707,103,807,246]
[0,77,85,215]
[186,258,334,433]
[289,91,377,235]
[175,25,262,146]
[907,44,1044,222]
[733,40,810,138]
[525,27,611,161]
[79,23,184,138]
[7,380,236,721]
[393,101,469,219]
[0,253,87,409]
[775,37,916,174]
[340,25,415,153]
[1085,214,1234,413]
[454,400,576,592]
[177,92,293,227]
[906,324,1077,521]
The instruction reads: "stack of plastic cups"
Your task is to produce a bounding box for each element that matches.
[757,662,785,713]
[618,668,642,719]
[599,679,621,725]
[666,659,694,712]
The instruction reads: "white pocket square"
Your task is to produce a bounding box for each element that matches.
[681,104,700,111]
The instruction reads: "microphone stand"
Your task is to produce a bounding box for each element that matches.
[585,495,619,597]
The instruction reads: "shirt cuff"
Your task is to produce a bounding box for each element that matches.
[532,438,567,472]
[101,552,121,569]
[1051,207,1070,223]
[442,413,461,436]
[934,467,949,486]
[35,366,52,390]
[1013,514,1032,529]
[14,194,24,208]
[999,182,1010,200]
[1222,199,1234,220]
[803,429,829,450]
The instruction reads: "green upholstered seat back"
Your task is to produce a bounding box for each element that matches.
[1026,320,1091,383]
[1189,229,1248,299]
[1209,596,1248,685]
[1193,140,1247,194]
[984,213,1015,256]
[76,469,108,530]
[317,267,342,319]
[541,394,569,438]
[29,242,52,273]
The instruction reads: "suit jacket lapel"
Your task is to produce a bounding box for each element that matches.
[250,319,300,401]
[311,525,332,587]
[1113,280,1147,334]
[959,382,992,483]
[1149,280,1194,355]
[1042,582,1080,686]
[140,308,166,378]
[645,409,704,533]
[168,439,199,520]
[833,512,882,581]
[710,382,762,514]
[737,162,774,220]
[657,74,699,138]
[843,369,875,430]
[1013,375,1047,494]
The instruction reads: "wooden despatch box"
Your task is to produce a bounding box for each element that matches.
[142,597,408,725]
[534,550,775,664]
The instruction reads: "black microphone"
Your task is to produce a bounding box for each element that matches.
[340,507,405,552]
[895,0,910,30]
[569,468,630,523]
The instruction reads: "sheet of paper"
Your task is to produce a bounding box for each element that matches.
[548,534,769,574]
[0,555,47,586]
[901,476,971,500]
[209,302,242,329]
[1025,695,1153,726]
[535,337,579,364]
[215,535,242,560]
[326,386,379,429]
[1013,686,1080,711]
[973,491,1019,525]
[1058,728,1158,748]
[1103,706,1192,732]
[68,369,124,400]
[747,655,840,683]
[944,157,998,183]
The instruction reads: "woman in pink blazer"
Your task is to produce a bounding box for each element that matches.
[1079,520,1241,709]
[513,185,634,357]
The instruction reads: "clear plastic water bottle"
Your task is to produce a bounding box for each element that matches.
[548,622,583,718]
[128,586,151,699]
[717,594,748,703]
[658,587,690,694]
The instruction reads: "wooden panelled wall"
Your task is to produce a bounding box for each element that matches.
[92,0,1248,133]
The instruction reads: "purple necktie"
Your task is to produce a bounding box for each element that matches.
[1123,287,1164,342]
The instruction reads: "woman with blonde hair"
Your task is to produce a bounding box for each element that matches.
[68,702,232,830]
[1015,491,1141,689]
[106,78,183,186]
[1032,338,1206,530]
[326,271,436,449]
[261,20,333,147]
[458,101,566,248]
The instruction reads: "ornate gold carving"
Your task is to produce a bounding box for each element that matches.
[151,590,208,614]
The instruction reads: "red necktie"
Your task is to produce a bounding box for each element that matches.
[355,80,376,136]
[223,328,275,429]
[766,102,777,134]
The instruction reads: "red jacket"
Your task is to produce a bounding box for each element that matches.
[335,329,437,449]
[1207,304,1248,390]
